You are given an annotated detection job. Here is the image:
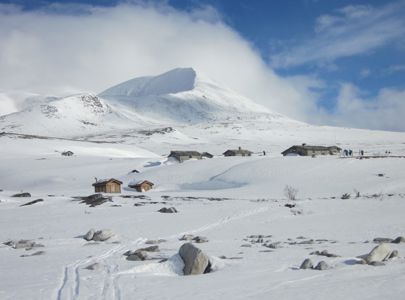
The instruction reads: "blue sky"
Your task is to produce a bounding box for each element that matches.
[0,0,404,130]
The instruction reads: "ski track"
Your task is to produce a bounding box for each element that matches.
[55,205,271,299]
[55,239,144,300]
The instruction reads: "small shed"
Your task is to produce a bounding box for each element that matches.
[129,180,154,192]
[62,151,74,156]
[281,144,342,156]
[168,151,202,163]
[223,147,253,157]
[92,178,122,193]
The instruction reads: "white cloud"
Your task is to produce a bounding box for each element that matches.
[0,2,321,121]
[271,1,405,69]
[319,83,405,131]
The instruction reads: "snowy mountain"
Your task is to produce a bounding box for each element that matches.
[0,68,294,137]
[100,67,284,123]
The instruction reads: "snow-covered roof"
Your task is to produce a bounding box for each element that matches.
[92,178,123,186]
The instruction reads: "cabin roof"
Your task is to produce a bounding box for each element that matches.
[282,145,342,154]
[169,151,202,157]
[130,180,154,187]
[92,178,123,187]
[223,149,253,155]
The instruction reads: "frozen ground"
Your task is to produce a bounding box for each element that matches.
[1,129,405,300]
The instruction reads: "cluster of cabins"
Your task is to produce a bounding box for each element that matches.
[92,144,341,194]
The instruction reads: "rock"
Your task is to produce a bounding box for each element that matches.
[389,250,399,259]
[369,261,385,266]
[179,234,194,241]
[178,243,211,275]
[266,242,282,249]
[145,239,166,244]
[158,207,178,213]
[373,237,393,243]
[134,245,159,253]
[92,229,114,241]
[300,258,313,269]
[20,250,45,257]
[84,263,101,270]
[356,258,367,265]
[285,203,295,208]
[12,192,31,198]
[4,239,44,250]
[79,194,112,207]
[83,229,95,241]
[192,236,209,243]
[392,236,405,244]
[20,199,44,207]
[310,250,340,258]
[240,244,252,247]
[314,261,330,270]
[298,239,314,245]
[127,251,148,261]
[365,243,393,264]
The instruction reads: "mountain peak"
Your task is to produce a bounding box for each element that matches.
[100,67,197,98]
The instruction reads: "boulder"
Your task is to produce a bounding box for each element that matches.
[373,237,393,243]
[389,250,399,259]
[192,236,209,243]
[179,243,211,275]
[158,207,178,213]
[92,229,114,241]
[145,239,166,244]
[140,245,159,252]
[83,229,95,241]
[80,194,112,207]
[392,236,405,244]
[299,258,313,270]
[126,251,148,261]
[12,192,31,198]
[365,243,393,264]
[84,262,101,270]
[4,239,44,250]
[314,261,330,270]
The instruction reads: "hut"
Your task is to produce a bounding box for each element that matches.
[61,151,74,156]
[168,151,202,163]
[129,180,154,192]
[281,144,342,156]
[223,147,253,157]
[92,178,122,193]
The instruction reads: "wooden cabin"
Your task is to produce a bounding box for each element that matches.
[168,151,202,163]
[281,144,341,156]
[92,178,122,193]
[129,180,154,192]
[223,147,253,157]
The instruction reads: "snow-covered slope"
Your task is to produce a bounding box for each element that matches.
[0,93,156,136]
[100,67,286,123]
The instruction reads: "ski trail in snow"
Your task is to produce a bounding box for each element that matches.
[169,205,271,239]
[55,240,143,300]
